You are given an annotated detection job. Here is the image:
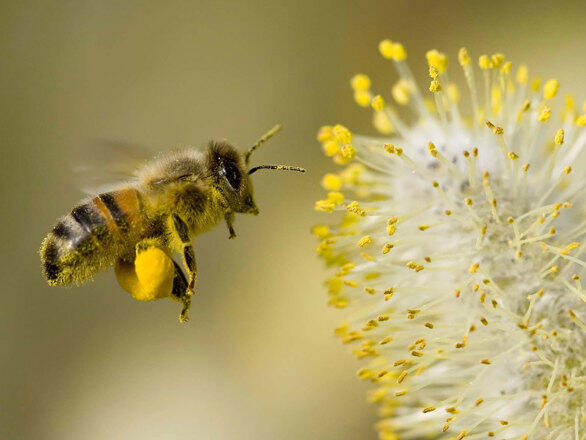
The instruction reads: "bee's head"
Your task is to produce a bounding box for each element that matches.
[207,125,305,215]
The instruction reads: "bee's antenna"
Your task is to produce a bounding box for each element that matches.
[245,124,283,166]
[248,165,306,175]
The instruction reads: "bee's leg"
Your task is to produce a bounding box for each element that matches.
[224,211,236,239]
[171,214,198,294]
[169,259,191,323]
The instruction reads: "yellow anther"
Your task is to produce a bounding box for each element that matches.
[563,166,571,174]
[538,106,551,122]
[322,140,340,157]
[465,198,473,206]
[456,430,467,440]
[543,78,559,100]
[379,39,394,58]
[332,124,352,144]
[344,280,358,288]
[475,398,484,405]
[379,39,407,61]
[364,287,375,295]
[317,125,333,142]
[387,224,396,236]
[327,192,344,205]
[522,163,530,172]
[321,173,342,190]
[382,243,394,254]
[576,114,586,126]
[427,142,438,157]
[554,129,564,145]
[500,61,512,74]
[311,224,329,238]
[429,80,442,93]
[315,200,335,212]
[380,336,392,345]
[397,371,408,383]
[357,235,372,248]
[395,389,407,396]
[411,350,423,357]
[508,152,519,160]
[425,322,434,329]
[426,49,448,73]
[478,55,492,70]
[418,224,430,231]
[423,406,436,413]
[428,65,440,79]
[353,90,371,107]
[447,83,460,102]
[469,262,479,274]
[531,77,541,92]
[350,74,371,92]
[341,144,356,159]
[391,42,407,61]
[378,315,389,321]
[480,358,491,365]
[516,65,528,84]
[490,53,504,68]
[347,201,366,216]
[458,47,471,66]
[392,79,411,105]
[371,94,385,111]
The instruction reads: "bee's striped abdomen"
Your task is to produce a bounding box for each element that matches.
[41,187,145,286]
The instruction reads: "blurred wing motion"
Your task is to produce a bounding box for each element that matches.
[74,139,158,195]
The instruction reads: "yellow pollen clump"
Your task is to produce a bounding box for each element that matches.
[543,78,559,100]
[351,74,371,92]
[429,65,440,79]
[317,125,333,142]
[429,80,442,93]
[321,173,342,190]
[315,200,335,212]
[311,224,329,238]
[378,39,407,61]
[516,65,529,84]
[554,129,564,145]
[322,140,340,157]
[371,94,385,111]
[538,106,551,122]
[458,47,471,66]
[357,235,372,248]
[500,61,512,74]
[382,243,394,254]
[392,79,411,105]
[426,49,448,73]
[341,144,356,159]
[478,55,492,70]
[333,124,352,144]
[576,114,586,126]
[490,53,505,69]
[354,90,371,107]
[327,192,344,205]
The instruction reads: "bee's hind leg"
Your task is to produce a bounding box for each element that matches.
[169,259,192,323]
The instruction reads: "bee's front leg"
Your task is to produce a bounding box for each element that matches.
[224,211,236,239]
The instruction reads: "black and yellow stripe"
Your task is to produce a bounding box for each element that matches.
[40,187,145,286]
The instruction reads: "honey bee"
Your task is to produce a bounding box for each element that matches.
[40,125,304,322]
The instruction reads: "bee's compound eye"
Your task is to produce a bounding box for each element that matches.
[223,160,241,190]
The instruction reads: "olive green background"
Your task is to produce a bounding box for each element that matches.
[1,0,584,439]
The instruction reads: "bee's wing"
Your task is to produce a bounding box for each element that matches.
[74,139,157,195]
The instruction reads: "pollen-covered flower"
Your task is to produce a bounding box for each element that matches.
[315,41,585,440]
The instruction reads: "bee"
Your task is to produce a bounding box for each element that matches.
[40,125,305,322]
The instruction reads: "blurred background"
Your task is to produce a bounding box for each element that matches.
[1,0,584,438]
